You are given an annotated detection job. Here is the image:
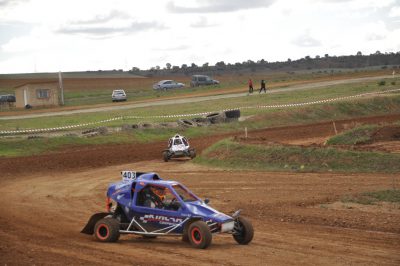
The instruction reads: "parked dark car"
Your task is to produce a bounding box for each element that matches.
[190,75,219,87]
[0,94,16,103]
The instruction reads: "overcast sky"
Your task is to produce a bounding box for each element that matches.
[0,0,399,74]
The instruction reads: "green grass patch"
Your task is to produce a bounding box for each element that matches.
[0,69,374,104]
[0,133,135,157]
[1,94,400,157]
[1,78,399,130]
[195,139,400,173]
[326,124,379,145]
[341,190,400,205]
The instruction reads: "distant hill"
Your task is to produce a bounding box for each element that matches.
[0,70,145,79]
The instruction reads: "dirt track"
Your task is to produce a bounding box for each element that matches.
[1,115,400,265]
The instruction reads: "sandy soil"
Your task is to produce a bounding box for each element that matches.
[1,115,400,265]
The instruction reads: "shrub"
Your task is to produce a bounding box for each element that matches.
[326,124,378,145]
[378,80,386,86]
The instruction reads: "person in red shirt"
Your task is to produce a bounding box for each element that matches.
[248,78,254,94]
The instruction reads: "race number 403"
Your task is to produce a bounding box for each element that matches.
[121,171,136,181]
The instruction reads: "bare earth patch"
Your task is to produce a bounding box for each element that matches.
[1,161,399,265]
[1,115,400,265]
[318,201,400,214]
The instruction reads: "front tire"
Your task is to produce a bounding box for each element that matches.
[233,216,254,245]
[188,221,212,249]
[189,149,196,159]
[94,218,120,242]
[163,151,169,162]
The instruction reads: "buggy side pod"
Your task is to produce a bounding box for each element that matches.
[81,212,109,235]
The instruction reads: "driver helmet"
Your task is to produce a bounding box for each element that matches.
[151,186,166,200]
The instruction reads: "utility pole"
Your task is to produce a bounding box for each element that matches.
[58,71,64,105]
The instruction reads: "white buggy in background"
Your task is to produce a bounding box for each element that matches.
[163,134,196,162]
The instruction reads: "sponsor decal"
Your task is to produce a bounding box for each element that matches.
[115,182,130,190]
[112,189,123,196]
[139,214,183,226]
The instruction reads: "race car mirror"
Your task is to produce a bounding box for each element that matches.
[121,171,137,181]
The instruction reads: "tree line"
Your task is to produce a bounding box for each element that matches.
[128,51,400,77]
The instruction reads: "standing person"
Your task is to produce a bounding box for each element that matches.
[259,79,266,93]
[248,78,254,94]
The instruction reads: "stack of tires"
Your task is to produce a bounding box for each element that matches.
[224,109,241,122]
[177,109,241,127]
[205,109,240,124]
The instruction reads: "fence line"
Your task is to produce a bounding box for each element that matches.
[1,88,399,136]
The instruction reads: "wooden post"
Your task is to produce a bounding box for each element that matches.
[332,121,338,135]
[58,71,64,105]
[245,127,248,139]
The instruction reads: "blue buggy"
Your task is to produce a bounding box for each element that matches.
[81,171,254,249]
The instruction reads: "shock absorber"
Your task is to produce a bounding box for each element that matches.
[106,197,111,212]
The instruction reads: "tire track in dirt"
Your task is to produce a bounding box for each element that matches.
[0,161,399,265]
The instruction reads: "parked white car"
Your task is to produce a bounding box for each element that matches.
[153,80,185,90]
[112,89,127,102]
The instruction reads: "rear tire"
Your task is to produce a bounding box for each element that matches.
[188,221,212,249]
[189,149,196,159]
[233,216,254,245]
[94,218,120,242]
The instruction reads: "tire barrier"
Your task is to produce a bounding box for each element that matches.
[224,109,241,119]
[1,88,399,136]
[178,119,196,127]
[206,112,226,124]
[224,109,241,122]
[192,117,211,127]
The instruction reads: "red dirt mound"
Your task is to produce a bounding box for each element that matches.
[371,125,400,142]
